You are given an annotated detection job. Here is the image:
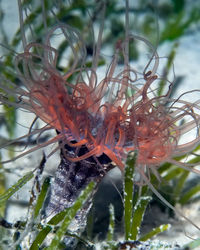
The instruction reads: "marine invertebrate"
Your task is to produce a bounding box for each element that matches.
[0,0,200,237]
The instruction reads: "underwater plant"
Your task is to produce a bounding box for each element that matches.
[0,0,200,248]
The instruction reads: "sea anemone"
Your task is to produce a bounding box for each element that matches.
[1,0,200,233]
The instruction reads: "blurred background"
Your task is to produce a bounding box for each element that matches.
[0,0,200,248]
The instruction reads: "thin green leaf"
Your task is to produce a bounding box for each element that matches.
[163,166,183,182]
[173,170,189,199]
[48,207,69,226]
[160,8,200,43]
[157,42,178,97]
[47,181,95,249]
[172,0,185,13]
[107,204,115,242]
[158,155,185,175]
[30,210,67,249]
[0,171,34,204]
[179,184,200,205]
[139,224,170,241]
[86,206,94,241]
[129,196,152,240]
[159,148,200,175]
[0,172,6,217]
[3,104,16,138]
[124,151,137,240]
[30,225,52,250]
[34,177,50,218]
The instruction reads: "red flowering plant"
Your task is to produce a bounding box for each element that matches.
[0,0,200,248]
